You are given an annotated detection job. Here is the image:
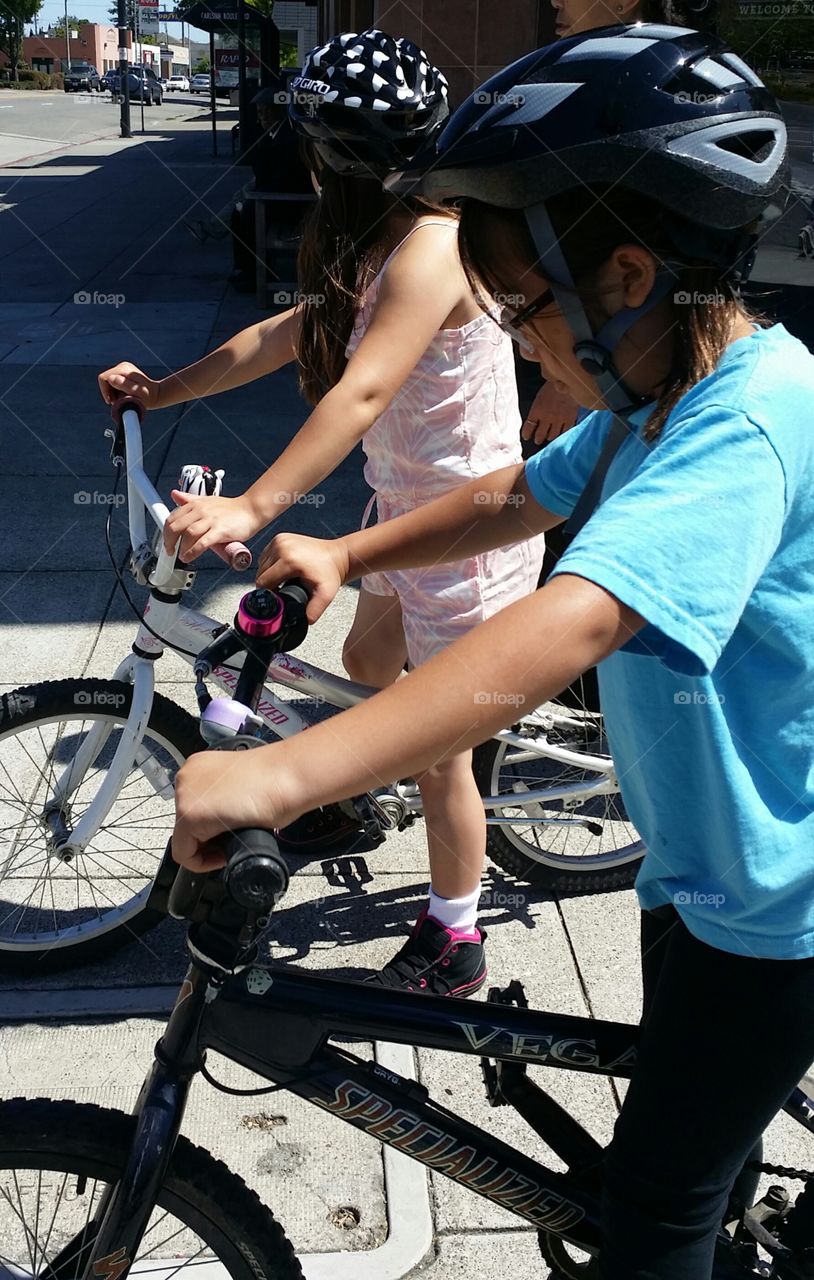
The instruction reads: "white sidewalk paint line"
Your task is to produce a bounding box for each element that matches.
[0,987,434,1280]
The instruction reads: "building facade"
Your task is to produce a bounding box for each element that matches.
[312,0,555,103]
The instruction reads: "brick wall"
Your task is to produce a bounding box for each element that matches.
[315,0,555,105]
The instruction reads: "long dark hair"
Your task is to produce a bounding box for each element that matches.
[295,158,451,407]
[458,187,760,440]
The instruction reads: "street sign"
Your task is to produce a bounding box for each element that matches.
[180,0,271,29]
[139,5,160,33]
[157,9,184,16]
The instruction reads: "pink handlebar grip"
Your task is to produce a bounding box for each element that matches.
[214,541,252,572]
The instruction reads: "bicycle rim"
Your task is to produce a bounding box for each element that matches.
[486,707,643,872]
[0,708,185,955]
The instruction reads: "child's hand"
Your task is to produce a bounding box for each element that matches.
[522,381,580,445]
[164,492,259,562]
[256,533,349,622]
[172,748,292,873]
[98,361,161,409]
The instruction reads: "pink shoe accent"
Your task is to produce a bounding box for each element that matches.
[425,913,482,944]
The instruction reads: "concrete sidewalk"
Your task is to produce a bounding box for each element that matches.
[0,109,808,1278]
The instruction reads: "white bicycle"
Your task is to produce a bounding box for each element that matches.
[0,400,643,973]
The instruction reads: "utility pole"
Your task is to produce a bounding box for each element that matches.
[64,0,71,71]
[117,0,132,138]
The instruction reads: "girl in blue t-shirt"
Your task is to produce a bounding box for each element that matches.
[171,28,814,1280]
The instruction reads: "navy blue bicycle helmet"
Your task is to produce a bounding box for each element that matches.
[289,29,450,176]
[389,25,789,413]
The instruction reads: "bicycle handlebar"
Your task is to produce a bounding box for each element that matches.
[109,396,252,574]
[167,827,288,921]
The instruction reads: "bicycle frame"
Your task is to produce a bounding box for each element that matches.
[67,938,814,1275]
[78,948,637,1269]
[51,407,623,860]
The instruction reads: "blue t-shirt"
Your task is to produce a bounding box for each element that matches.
[524,324,814,959]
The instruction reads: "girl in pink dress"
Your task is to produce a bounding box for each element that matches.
[99,30,542,994]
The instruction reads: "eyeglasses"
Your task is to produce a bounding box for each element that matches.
[502,287,557,333]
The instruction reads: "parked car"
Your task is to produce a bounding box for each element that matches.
[127,66,163,105]
[167,74,190,92]
[64,63,101,92]
[190,73,211,94]
[100,69,118,92]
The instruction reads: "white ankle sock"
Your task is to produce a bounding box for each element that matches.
[427,885,481,934]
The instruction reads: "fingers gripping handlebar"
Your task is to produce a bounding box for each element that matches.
[168,828,289,921]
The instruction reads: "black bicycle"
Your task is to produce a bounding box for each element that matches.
[3,586,814,1280]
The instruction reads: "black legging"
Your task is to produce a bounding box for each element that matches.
[600,906,814,1278]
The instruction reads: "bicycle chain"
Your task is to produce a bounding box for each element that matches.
[748,1160,814,1183]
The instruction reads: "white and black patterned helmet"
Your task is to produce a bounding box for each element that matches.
[289,29,450,176]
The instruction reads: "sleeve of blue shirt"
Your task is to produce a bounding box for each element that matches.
[523,409,613,517]
[525,405,786,676]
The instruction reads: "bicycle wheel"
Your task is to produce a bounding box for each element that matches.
[473,692,644,893]
[0,1097,303,1280]
[0,680,203,974]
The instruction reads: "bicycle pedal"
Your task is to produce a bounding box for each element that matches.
[486,979,529,1009]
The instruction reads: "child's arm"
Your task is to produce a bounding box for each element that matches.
[164,224,482,561]
[172,572,643,871]
[256,464,560,620]
[97,306,301,410]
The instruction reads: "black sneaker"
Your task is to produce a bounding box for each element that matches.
[276,804,366,852]
[369,908,487,997]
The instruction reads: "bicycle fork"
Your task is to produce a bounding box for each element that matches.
[47,965,209,1280]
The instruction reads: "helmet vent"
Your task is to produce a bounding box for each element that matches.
[717,129,777,163]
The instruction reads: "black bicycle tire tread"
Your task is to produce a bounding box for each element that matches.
[472,741,642,892]
[0,1097,304,1280]
[0,679,204,974]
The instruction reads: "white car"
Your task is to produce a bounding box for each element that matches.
[167,74,190,92]
[190,74,211,94]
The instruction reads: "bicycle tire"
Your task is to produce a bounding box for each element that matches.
[0,679,203,974]
[0,1096,303,1280]
[472,728,643,894]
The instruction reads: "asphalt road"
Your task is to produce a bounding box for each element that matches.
[0,89,210,167]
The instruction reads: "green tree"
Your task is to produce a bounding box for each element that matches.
[51,13,90,35]
[193,54,209,71]
[108,0,137,33]
[0,0,42,81]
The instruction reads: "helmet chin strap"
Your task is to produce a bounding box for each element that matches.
[524,203,676,417]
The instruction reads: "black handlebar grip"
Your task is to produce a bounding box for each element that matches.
[223,828,289,913]
[110,394,146,426]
